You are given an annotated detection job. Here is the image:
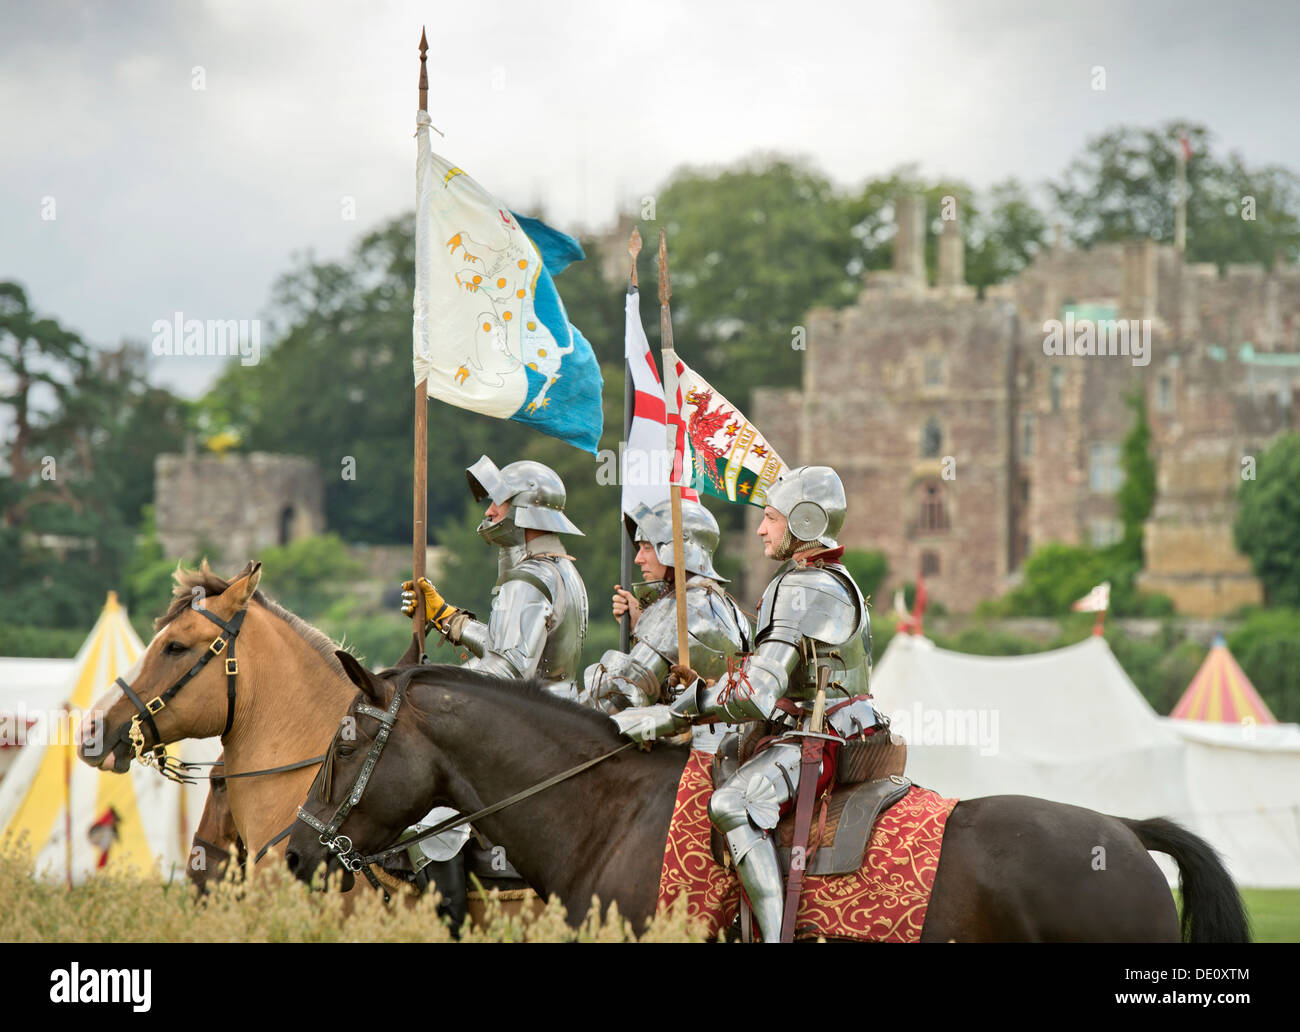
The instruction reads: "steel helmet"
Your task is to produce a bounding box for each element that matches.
[624,498,726,581]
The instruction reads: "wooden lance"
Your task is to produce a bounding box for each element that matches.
[619,228,641,653]
[412,27,430,653]
[657,230,691,670]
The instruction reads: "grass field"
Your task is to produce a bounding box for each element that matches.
[4,846,1296,942]
[1239,889,1300,943]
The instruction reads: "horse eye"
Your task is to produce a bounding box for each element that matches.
[165,641,189,655]
[337,744,355,758]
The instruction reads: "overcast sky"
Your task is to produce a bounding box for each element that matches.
[3,0,1299,397]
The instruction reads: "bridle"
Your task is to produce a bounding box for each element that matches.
[115,602,326,792]
[117,604,246,783]
[295,681,406,895]
[296,678,635,901]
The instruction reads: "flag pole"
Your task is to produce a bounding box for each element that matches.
[620,228,641,653]
[412,27,429,655]
[657,230,691,669]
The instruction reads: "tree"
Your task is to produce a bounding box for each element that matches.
[1116,388,1156,564]
[1049,121,1300,267]
[1234,433,1300,607]
[0,283,189,630]
[652,155,859,403]
[844,171,1048,294]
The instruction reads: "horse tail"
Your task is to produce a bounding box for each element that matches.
[1120,817,1251,943]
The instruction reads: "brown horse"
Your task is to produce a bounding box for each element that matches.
[186,757,246,894]
[80,561,374,876]
[287,659,1252,942]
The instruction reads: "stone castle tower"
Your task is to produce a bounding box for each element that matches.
[742,198,1300,616]
[154,447,325,563]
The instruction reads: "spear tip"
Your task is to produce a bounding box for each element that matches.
[657,228,671,303]
[628,226,642,257]
[418,27,429,110]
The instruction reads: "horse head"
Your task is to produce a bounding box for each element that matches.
[78,560,263,773]
[285,652,444,892]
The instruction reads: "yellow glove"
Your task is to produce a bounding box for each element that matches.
[400,577,459,632]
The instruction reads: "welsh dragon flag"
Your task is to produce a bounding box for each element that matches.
[667,357,787,508]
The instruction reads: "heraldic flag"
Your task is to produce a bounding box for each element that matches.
[623,285,698,516]
[412,111,603,453]
[668,356,787,507]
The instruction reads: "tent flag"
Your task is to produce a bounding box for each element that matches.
[668,356,787,507]
[1071,581,1110,612]
[622,286,698,516]
[412,111,603,453]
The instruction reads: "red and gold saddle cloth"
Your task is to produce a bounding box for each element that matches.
[656,749,959,941]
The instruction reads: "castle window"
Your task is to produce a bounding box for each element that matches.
[1157,375,1173,412]
[279,505,295,546]
[918,482,949,532]
[921,418,942,458]
[1021,412,1035,459]
[920,550,941,577]
[1049,367,1064,412]
[1089,443,1124,494]
[924,355,943,387]
[1088,518,1123,548]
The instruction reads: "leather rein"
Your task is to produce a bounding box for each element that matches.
[296,680,635,901]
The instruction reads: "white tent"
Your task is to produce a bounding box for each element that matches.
[0,658,75,779]
[0,593,196,883]
[870,633,1300,888]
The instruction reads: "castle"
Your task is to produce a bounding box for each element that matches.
[737,197,1300,615]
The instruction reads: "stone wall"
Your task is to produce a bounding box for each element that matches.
[154,451,325,563]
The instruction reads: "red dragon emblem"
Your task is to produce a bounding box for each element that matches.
[684,387,731,492]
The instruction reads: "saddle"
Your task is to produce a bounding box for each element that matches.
[709,725,911,877]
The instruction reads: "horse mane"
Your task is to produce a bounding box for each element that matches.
[392,663,623,744]
[157,560,348,675]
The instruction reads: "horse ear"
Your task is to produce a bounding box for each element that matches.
[228,561,262,608]
[335,650,386,704]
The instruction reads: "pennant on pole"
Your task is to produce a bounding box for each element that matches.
[412,111,603,452]
[622,287,697,515]
[668,357,787,507]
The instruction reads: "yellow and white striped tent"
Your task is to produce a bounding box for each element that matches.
[0,592,192,883]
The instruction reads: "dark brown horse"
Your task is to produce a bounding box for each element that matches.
[187,758,246,895]
[287,657,1251,942]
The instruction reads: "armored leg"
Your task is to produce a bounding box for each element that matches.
[707,740,802,942]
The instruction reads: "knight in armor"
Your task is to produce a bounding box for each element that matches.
[578,498,751,750]
[402,455,589,698]
[400,456,589,924]
[611,466,882,943]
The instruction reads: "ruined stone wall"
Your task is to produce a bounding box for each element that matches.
[154,452,325,564]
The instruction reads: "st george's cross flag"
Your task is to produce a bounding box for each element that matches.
[412,111,603,453]
[622,286,698,516]
[667,356,787,508]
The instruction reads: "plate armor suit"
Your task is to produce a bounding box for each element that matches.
[579,500,751,750]
[612,466,883,942]
[401,456,589,877]
[406,455,588,697]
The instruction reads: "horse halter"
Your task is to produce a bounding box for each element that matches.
[295,682,405,895]
[117,605,246,783]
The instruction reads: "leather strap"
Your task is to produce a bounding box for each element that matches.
[779,735,824,942]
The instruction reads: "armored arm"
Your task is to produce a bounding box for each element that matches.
[671,638,799,723]
[669,573,808,724]
[580,640,668,713]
